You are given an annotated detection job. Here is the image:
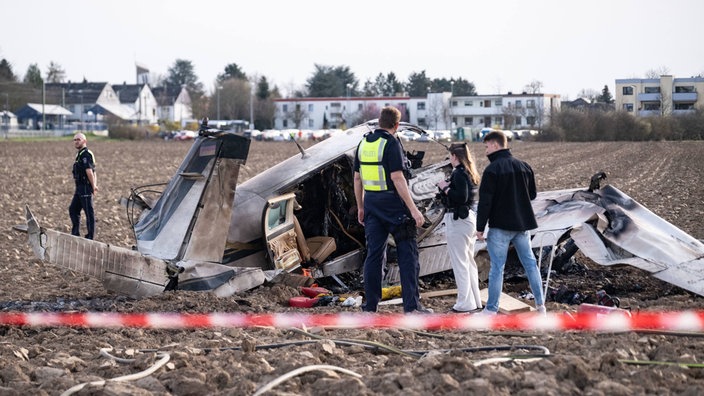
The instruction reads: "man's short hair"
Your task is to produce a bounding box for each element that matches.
[483,130,508,147]
[379,106,401,129]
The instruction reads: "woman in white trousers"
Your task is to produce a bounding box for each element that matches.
[437,143,482,313]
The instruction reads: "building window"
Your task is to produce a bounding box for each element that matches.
[452,116,457,125]
[527,99,535,108]
[494,117,503,125]
[451,100,457,107]
[515,100,522,108]
[643,102,660,111]
[357,104,363,111]
[495,99,502,106]
[622,86,634,95]
[417,102,425,110]
[464,117,473,126]
[418,117,426,126]
[308,104,314,112]
[282,104,288,112]
[675,86,695,93]
[674,103,695,110]
[484,100,491,107]
[644,87,660,94]
[330,102,341,108]
[465,100,473,106]
[308,119,314,127]
[527,116,536,125]
[283,120,288,127]
[515,116,521,125]
[623,103,634,112]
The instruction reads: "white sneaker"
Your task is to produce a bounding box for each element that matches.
[475,309,497,316]
[536,305,547,316]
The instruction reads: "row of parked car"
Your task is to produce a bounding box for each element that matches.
[479,128,539,141]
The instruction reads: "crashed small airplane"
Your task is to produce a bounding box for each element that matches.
[25,120,704,299]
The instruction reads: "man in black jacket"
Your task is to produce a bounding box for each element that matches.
[475,131,545,315]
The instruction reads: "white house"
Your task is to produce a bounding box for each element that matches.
[113,83,158,125]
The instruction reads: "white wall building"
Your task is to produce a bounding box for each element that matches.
[615,75,704,117]
[274,92,560,134]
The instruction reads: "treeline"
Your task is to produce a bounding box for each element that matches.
[540,108,704,141]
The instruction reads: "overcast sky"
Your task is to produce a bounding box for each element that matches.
[2,0,702,99]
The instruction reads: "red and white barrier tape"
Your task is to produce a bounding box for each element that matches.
[1,311,704,332]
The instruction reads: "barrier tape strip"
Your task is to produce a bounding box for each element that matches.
[1,311,704,332]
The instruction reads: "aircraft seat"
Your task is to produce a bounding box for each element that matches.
[293,216,336,266]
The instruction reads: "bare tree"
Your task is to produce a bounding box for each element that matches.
[659,90,672,116]
[577,88,599,102]
[524,80,543,94]
[284,101,308,129]
[45,61,66,83]
[645,66,670,78]
[425,95,445,130]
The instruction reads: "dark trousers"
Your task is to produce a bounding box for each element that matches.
[69,185,95,239]
[362,192,420,313]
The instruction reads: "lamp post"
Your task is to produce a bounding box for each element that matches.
[78,89,84,132]
[449,79,455,130]
[249,82,254,130]
[216,85,222,121]
[346,83,351,127]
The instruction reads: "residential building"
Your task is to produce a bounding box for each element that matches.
[114,83,158,125]
[615,75,704,117]
[274,92,560,133]
[152,85,192,124]
[45,82,120,125]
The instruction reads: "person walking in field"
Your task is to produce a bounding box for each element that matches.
[69,133,98,239]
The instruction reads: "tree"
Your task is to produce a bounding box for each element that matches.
[407,71,431,97]
[524,80,543,94]
[256,76,271,100]
[217,63,247,83]
[0,58,17,82]
[577,88,599,102]
[597,85,613,104]
[305,64,357,97]
[645,66,670,78]
[45,61,66,83]
[23,63,43,88]
[166,59,205,117]
[451,78,476,96]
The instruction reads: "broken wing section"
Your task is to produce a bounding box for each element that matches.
[26,205,169,298]
[134,132,250,263]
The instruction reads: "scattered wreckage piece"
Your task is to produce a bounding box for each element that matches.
[21,118,704,301]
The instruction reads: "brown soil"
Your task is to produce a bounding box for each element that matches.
[1,138,704,395]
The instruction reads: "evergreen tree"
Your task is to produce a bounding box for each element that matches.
[407,71,431,97]
[0,59,17,82]
[166,59,205,117]
[597,85,613,103]
[306,64,357,97]
[23,63,43,87]
[217,63,247,83]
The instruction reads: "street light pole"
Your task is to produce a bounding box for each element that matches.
[78,89,84,132]
[217,85,222,121]
[249,82,254,130]
[346,83,351,128]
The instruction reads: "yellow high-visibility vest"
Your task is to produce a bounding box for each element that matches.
[358,137,389,191]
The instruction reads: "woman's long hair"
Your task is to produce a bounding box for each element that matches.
[449,142,480,185]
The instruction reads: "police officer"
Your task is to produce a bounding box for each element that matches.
[353,107,430,314]
[69,133,98,239]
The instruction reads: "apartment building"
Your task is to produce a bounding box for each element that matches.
[274,92,560,132]
[615,75,704,117]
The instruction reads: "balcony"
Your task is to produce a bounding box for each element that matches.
[637,93,661,102]
[673,92,697,102]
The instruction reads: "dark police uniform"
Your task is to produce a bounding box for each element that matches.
[69,146,96,239]
[354,129,421,313]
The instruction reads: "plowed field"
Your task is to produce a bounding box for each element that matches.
[1,138,703,395]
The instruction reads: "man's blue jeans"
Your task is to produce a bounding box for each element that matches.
[485,228,544,312]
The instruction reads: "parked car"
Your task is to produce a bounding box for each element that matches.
[397,130,421,142]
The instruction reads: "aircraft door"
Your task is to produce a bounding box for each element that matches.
[263,193,302,271]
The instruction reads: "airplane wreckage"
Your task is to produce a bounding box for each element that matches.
[25,120,704,299]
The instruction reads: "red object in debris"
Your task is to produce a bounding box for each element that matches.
[578,303,632,316]
[301,286,331,298]
[289,296,320,308]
